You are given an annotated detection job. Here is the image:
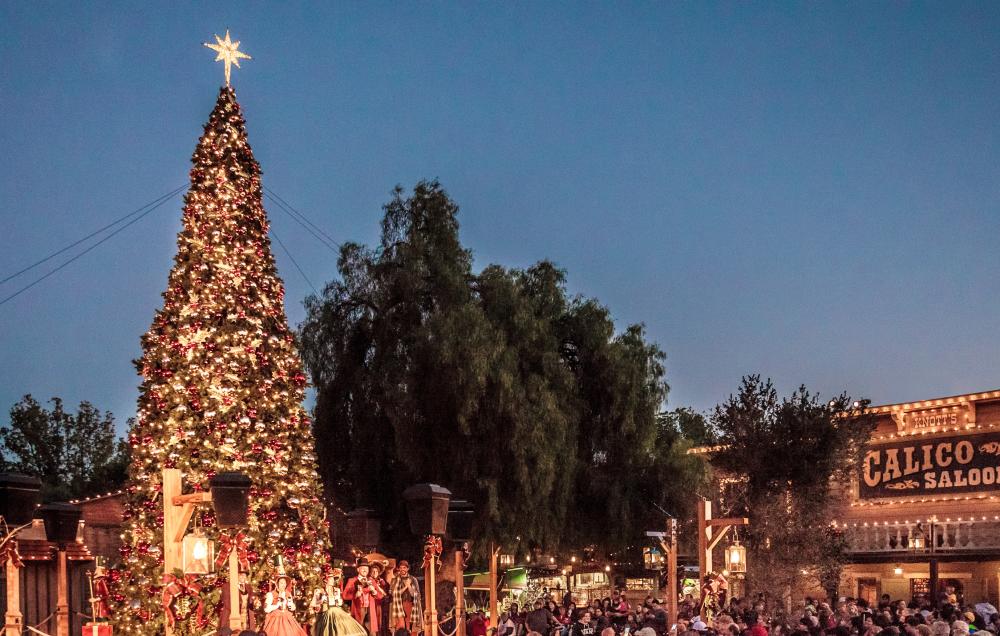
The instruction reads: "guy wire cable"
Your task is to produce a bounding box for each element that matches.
[1,184,187,286]
[0,188,184,307]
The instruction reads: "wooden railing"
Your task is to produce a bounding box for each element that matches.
[844,521,1000,554]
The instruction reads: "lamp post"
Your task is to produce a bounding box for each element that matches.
[161,469,251,635]
[696,499,748,577]
[910,521,937,607]
[448,500,475,636]
[1,473,42,636]
[38,502,83,636]
[648,519,678,626]
[403,483,452,636]
[210,472,252,632]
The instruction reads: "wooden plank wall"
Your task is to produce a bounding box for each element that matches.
[1,561,93,635]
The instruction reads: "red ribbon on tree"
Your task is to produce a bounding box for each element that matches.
[422,535,442,570]
[215,531,251,571]
[161,573,207,629]
[0,539,23,568]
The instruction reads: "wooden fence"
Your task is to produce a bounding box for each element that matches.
[1,560,95,635]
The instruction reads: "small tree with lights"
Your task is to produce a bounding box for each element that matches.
[112,81,330,635]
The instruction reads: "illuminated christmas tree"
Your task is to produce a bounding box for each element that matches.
[112,84,330,634]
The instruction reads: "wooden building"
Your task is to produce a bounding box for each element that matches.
[693,388,1000,606]
[834,389,1000,606]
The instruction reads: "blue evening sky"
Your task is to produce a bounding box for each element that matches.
[2,3,998,432]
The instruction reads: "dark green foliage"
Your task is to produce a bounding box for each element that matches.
[1,395,130,501]
[300,181,706,556]
[710,375,874,602]
[663,407,717,446]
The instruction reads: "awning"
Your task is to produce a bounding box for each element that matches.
[464,567,528,591]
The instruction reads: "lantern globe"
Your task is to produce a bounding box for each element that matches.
[182,528,215,575]
[209,472,252,528]
[402,483,452,536]
[725,540,747,574]
[0,473,42,526]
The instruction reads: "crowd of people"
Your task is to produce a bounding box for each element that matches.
[490,586,1000,636]
[225,558,1000,636]
[669,594,1000,636]
[494,588,673,636]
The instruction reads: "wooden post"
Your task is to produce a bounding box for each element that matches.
[56,549,70,636]
[455,549,466,636]
[929,558,939,609]
[426,538,439,636]
[4,549,21,636]
[697,499,712,578]
[489,543,498,633]
[666,518,678,625]
[162,469,185,577]
[229,549,244,631]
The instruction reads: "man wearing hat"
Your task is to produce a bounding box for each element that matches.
[344,558,386,634]
[388,560,423,636]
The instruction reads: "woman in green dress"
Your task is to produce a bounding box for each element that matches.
[311,571,370,636]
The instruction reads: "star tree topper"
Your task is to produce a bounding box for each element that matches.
[204,30,251,86]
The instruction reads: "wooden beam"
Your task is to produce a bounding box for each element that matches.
[172,492,212,506]
[706,518,749,527]
[707,527,732,552]
[173,504,198,544]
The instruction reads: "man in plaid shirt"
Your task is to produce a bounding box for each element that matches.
[389,560,423,636]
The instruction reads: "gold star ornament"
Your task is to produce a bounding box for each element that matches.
[204,30,251,86]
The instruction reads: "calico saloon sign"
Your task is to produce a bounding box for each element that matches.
[859,431,1000,499]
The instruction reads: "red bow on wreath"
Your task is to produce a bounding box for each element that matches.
[215,531,251,572]
[161,573,207,629]
[422,535,443,570]
[0,539,23,569]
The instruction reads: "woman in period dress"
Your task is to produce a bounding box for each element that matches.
[263,572,307,636]
[311,570,369,636]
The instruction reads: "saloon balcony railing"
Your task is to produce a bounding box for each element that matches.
[844,521,1000,554]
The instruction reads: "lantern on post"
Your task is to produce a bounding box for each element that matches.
[162,469,252,635]
[403,484,452,636]
[725,539,746,574]
[2,473,42,636]
[38,502,83,636]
